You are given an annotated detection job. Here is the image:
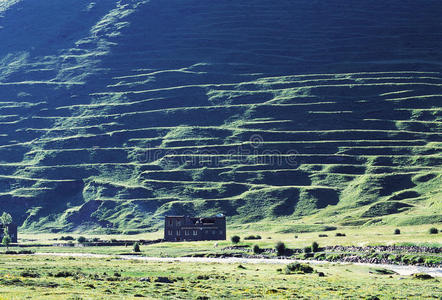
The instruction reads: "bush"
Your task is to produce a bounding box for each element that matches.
[231,235,240,244]
[133,242,141,253]
[318,234,328,237]
[253,244,261,254]
[20,270,40,278]
[304,246,312,253]
[285,263,314,274]
[60,236,74,241]
[53,271,75,278]
[311,241,319,253]
[394,228,401,235]
[412,273,433,280]
[275,241,286,256]
[429,227,438,234]
[77,236,87,244]
[244,235,262,240]
[335,232,346,237]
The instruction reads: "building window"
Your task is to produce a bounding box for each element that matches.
[177,220,181,226]
[168,219,173,225]
[167,230,172,235]
[219,230,223,235]
[176,230,181,236]
[193,230,198,236]
[212,230,216,235]
[185,230,190,236]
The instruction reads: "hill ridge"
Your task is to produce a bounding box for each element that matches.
[0,0,441,232]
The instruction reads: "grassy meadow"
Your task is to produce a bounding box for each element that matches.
[1,224,441,299]
[0,254,440,299]
[17,224,442,257]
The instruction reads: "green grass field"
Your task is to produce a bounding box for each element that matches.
[15,224,442,257]
[0,254,440,299]
[1,224,441,298]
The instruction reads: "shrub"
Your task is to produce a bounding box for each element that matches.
[304,246,312,253]
[133,242,141,253]
[20,270,40,278]
[231,235,240,244]
[335,232,346,237]
[275,241,286,256]
[253,244,261,254]
[244,235,262,240]
[77,236,87,244]
[394,228,401,235]
[429,227,438,234]
[285,263,314,274]
[318,234,328,237]
[60,236,74,241]
[53,271,75,278]
[311,241,319,253]
[412,273,433,280]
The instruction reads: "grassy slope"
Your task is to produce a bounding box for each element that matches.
[0,0,440,233]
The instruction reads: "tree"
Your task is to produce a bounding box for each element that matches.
[311,241,319,252]
[133,242,141,252]
[0,212,12,227]
[0,212,12,250]
[429,227,438,234]
[275,241,286,256]
[2,235,11,250]
[77,236,87,244]
[231,235,240,244]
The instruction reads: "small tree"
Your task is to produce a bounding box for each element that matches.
[429,227,438,234]
[231,235,240,244]
[133,242,141,253]
[2,235,11,250]
[0,212,12,226]
[77,236,87,244]
[275,241,286,256]
[253,244,260,254]
[311,241,319,252]
[394,228,401,235]
[0,212,12,250]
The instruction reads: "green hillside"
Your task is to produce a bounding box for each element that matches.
[0,0,441,233]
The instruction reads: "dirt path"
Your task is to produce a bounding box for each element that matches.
[35,252,442,277]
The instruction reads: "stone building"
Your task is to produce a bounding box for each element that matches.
[164,215,226,242]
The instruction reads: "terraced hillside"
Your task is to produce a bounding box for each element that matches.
[0,0,441,233]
